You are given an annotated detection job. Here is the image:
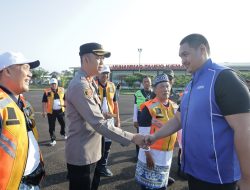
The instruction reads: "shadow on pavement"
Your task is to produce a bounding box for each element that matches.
[41,171,68,188]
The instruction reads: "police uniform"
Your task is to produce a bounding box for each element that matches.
[65,69,134,190]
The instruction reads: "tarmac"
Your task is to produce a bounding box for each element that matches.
[24,91,188,190]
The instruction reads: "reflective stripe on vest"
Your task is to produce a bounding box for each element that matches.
[0,139,15,158]
[0,98,12,109]
[1,133,17,151]
[145,97,177,151]
[0,89,29,190]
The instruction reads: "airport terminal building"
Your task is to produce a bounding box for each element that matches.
[71,63,250,86]
[109,63,250,84]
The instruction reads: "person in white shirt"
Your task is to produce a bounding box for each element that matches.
[42,78,66,146]
[95,65,120,177]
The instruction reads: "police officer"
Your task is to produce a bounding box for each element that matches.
[42,78,66,146]
[65,43,145,190]
[0,52,45,190]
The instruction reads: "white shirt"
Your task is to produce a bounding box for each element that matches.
[138,127,173,166]
[23,131,40,176]
[53,99,62,110]
[101,97,109,113]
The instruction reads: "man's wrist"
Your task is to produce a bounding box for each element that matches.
[131,134,136,143]
[143,147,151,152]
[151,134,156,142]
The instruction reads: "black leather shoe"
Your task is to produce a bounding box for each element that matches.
[167,176,175,186]
[98,167,113,177]
[178,167,188,180]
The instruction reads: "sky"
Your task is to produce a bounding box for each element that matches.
[1,0,250,72]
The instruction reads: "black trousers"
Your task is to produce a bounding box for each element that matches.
[136,127,139,156]
[97,140,112,167]
[47,109,65,141]
[67,163,100,190]
[188,175,237,190]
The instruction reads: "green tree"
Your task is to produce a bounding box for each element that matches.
[174,75,191,88]
[124,75,139,88]
[123,72,153,88]
[60,70,73,88]
[31,67,49,84]
[239,71,250,80]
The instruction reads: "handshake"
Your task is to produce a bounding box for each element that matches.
[132,134,157,149]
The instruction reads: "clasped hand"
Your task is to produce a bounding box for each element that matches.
[132,134,156,149]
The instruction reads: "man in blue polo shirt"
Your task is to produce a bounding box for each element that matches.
[145,34,250,190]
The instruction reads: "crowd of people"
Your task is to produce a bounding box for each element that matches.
[0,33,249,190]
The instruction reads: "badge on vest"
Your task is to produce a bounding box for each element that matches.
[84,88,93,99]
[155,108,164,118]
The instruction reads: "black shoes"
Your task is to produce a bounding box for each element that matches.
[97,166,113,177]
[178,167,188,180]
[167,176,175,186]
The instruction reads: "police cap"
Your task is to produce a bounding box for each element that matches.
[79,43,111,58]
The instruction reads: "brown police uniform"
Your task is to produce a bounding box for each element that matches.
[65,69,134,190]
[65,70,133,164]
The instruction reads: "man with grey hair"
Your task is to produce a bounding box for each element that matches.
[135,73,178,190]
[65,43,145,190]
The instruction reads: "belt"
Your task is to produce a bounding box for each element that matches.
[22,162,45,186]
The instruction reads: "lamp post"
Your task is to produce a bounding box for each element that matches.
[138,48,142,72]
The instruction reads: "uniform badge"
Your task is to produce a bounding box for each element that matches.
[84,88,93,99]
[155,108,162,114]
[155,108,164,118]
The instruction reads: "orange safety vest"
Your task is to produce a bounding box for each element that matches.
[0,89,29,190]
[44,87,65,114]
[97,81,116,114]
[19,94,39,140]
[143,97,177,151]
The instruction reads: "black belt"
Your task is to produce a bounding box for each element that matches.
[22,162,45,186]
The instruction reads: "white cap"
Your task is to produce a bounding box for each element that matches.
[101,65,111,73]
[49,78,58,84]
[0,52,40,71]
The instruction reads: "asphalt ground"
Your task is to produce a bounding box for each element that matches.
[24,91,188,190]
